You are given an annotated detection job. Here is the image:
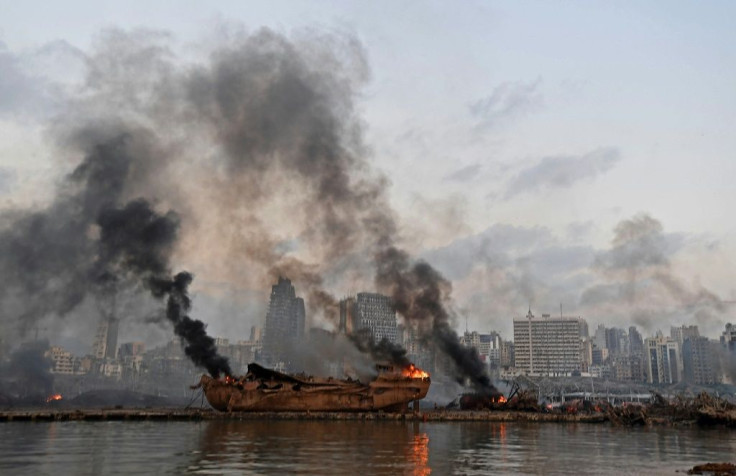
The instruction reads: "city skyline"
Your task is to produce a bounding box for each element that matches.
[28,278,736,389]
[1,3,735,474]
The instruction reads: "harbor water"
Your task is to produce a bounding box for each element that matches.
[1,420,734,475]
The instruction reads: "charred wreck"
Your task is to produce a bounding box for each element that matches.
[197,363,430,412]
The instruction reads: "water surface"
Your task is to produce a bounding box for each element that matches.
[1,420,733,475]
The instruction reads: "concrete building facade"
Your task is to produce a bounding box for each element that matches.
[92,317,119,360]
[353,292,398,344]
[682,336,719,385]
[644,336,681,384]
[513,310,587,376]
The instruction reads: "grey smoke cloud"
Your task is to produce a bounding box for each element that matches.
[0,167,17,195]
[469,78,543,130]
[0,39,84,119]
[443,163,482,183]
[580,213,727,335]
[422,222,596,335]
[504,147,620,199]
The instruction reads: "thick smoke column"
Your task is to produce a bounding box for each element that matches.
[0,127,231,377]
[349,330,410,367]
[150,272,232,378]
[376,247,497,393]
[178,30,495,389]
[96,198,232,377]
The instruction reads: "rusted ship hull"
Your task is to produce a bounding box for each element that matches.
[199,363,430,412]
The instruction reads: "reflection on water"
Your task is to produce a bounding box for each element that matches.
[0,420,734,475]
[188,420,431,474]
[406,433,430,476]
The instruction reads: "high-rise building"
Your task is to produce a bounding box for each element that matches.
[591,347,608,366]
[593,324,607,351]
[338,297,356,335]
[353,292,398,343]
[629,326,644,356]
[262,277,306,367]
[671,325,700,348]
[644,336,681,384]
[513,309,587,376]
[460,331,503,367]
[92,317,119,360]
[721,323,736,354]
[500,340,515,368]
[605,327,629,356]
[682,336,719,385]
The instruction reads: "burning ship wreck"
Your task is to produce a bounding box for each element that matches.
[197,363,430,412]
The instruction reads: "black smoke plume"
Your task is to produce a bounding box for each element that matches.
[376,246,498,394]
[150,272,232,378]
[95,199,231,377]
[0,128,230,377]
[1,340,54,398]
[349,329,410,368]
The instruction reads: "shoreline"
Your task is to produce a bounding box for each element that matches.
[0,408,636,423]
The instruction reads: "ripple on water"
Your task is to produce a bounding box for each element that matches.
[0,420,734,475]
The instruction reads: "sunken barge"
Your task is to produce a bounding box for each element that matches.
[198,363,431,412]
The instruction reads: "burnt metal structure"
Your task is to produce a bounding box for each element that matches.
[198,363,430,412]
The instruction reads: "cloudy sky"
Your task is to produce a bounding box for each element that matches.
[1,1,734,349]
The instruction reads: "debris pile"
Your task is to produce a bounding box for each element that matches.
[557,398,612,415]
[609,392,736,427]
[505,390,540,412]
[686,462,736,475]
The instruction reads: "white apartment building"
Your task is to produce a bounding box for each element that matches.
[513,310,587,376]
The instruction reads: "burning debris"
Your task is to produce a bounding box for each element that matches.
[402,364,429,379]
[458,393,507,411]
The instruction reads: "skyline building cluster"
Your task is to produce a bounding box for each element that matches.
[457,309,735,386]
[3,275,735,400]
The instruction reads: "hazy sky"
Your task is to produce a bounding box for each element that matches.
[1,1,735,346]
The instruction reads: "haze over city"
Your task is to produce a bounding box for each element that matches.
[1,1,734,356]
[1,2,736,474]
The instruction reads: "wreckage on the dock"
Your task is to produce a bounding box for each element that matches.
[197,363,431,412]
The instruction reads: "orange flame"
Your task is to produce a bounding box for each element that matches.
[46,394,63,403]
[497,395,507,404]
[223,376,236,384]
[402,364,429,379]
